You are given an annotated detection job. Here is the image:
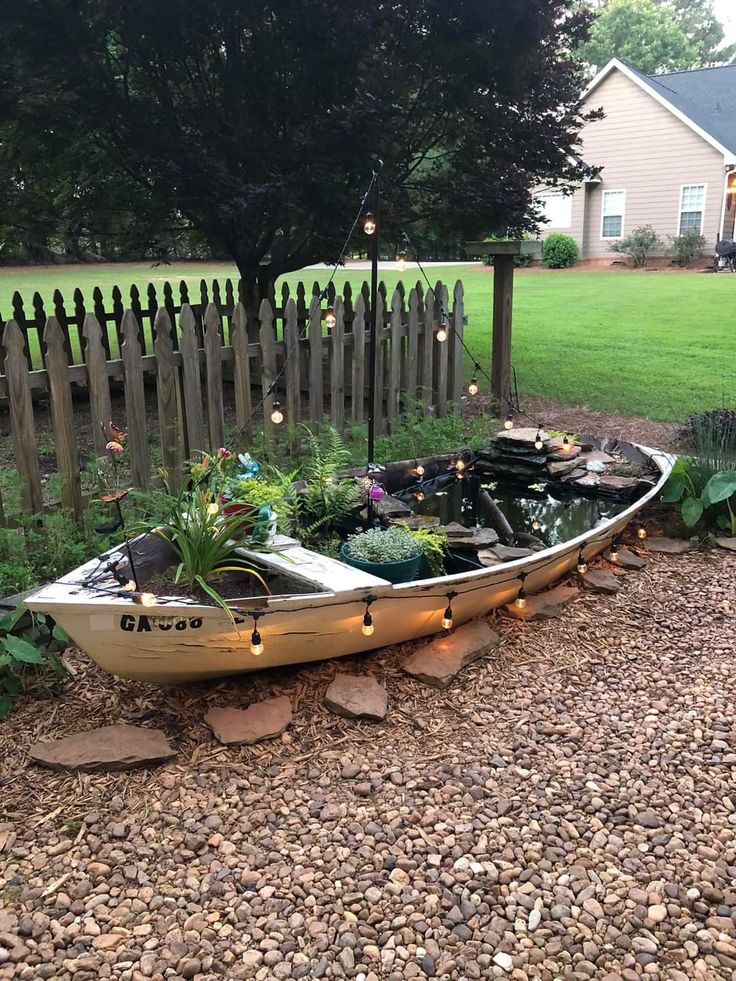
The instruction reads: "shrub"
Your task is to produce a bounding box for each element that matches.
[344,526,421,564]
[609,225,663,267]
[541,233,579,269]
[668,229,706,267]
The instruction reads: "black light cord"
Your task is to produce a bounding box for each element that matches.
[237,170,380,437]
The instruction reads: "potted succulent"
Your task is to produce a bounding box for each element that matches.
[341,525,423,584]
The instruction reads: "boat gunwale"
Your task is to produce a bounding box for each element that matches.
[26,444,675,616]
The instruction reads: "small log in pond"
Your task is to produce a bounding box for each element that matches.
[478,489,514,546]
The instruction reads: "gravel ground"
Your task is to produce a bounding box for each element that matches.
[1,534,735,980]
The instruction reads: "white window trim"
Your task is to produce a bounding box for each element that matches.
[601,189,626,240]
[677,182,707,236]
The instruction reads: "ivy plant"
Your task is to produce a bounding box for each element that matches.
[0,604,69,719]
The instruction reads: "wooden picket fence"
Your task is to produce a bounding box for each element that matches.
[0,279,465,522]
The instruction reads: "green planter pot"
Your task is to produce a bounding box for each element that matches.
[340,543,423,584]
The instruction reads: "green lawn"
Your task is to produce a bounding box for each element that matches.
[1,261,733,422]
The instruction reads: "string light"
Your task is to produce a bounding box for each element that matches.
[532,519,542,532]
[436,322,448,343]
[576,547,588,575]
[415,462,425,477]
[250,614,264,656]
[609,538,620,562]
[637,526,647,540]
[270,400,284,425]
[514,573,528,609]
[396,250,407,272]
[534,431,544,451]
[362,596,376,636]
[562,435,571,451]
[363,212,376,235]
[455,458,466,473]
[325,306,336,329]
[441,591,457,629]
[504,413,514,431]
[414,489,425,501]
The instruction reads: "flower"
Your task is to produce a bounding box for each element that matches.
[368,484,386,502]
[191,454,212,479]
[426,405,435,414]
[106,440,124,455]
[217,447,234,461]
[108,421,127,442]
[207,502,220,516]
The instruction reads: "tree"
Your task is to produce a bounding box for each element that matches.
[0,0,597,297]
[663,0,736,65]
[580,0,698,72]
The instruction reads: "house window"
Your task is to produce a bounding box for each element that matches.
[679,184,706,234]
[536,191,572,228]
[601,190,625,238]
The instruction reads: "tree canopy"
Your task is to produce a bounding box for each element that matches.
[0,0,596,291]
[580,0,735,73]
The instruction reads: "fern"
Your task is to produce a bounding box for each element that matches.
[298,424,362,536]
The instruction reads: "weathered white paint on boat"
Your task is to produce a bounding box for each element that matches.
[26,445,674,683]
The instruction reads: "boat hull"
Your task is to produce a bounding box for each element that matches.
[26,444,673,683]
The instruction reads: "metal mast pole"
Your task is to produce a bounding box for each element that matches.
[366,157,382,467]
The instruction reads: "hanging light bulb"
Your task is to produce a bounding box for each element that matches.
[534,431,544,451]
[436,324,448,343]
[514,575,528,610]
[119,579,137,592]
[270,400,284,425]
[441,591,457,630]
[637,526,647,540]
[455,458,466,473]
[361,597,376,636]
[468,377,479,397]
[562,435,571,451]
[133,591,156,607]
[414,489,425,501]
[576,548,588,575]
[324,306,336,330]
[250,615,264,656]
[415,462,425,477]
[363,212,376,235]
[609,539,620,562]
[532,519,542,532]
[396,250,407,272]
[504,413,514,431]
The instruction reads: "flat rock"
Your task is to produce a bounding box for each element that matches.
[325,674,387,720]
[578,449,615,466]
[580,569,621,594]
[615,547,647,570]
[505,585,579,621]
[439,523,499,547]
[495,427,549,445]
[548,446,582,462]
[598,475,640,493]
[547,458,580,477]
[646,536,697,555]
[491,544,535,562]
[561,468,587,483]
[477,549,504,567]
[403,620,500,689]
[715,537,736,552]
[371,494,412,518]
[29,725,176,772]
[205,696,292,745]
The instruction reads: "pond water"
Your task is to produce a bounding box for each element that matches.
[407,475,628,547]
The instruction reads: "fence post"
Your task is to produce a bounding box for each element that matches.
[154,307,182,488]
[419,287,435,409]
[121,309,150,489]
[83,313,113,458]
[330,297,345,433]
[406,288,420,411]
[44,317,83,519]
[351,293,365,425]
[283,298,301,431]
[308,293,323,427]
[450,280,465,405]
[231,302,252,448]
[204,303,225,449]
[435,283,449,416]
[3,320,43,514]
[388,288,403,426]
[179,304,206,456]
[373,290,385,437]
[259,299,278,438]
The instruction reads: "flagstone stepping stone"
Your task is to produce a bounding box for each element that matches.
[495,427,549,445]
[505,585,579,621]
[578,449,615,467]
[580,569,621,594]
[325,674,387,721]
[646,536,697,555]
[403,620,500,689]
[205,696,292,745]
[715,537,736,552]
[438,525,499,548]
[598,475,640,493]
[29,724,176,772]
[614,548,647,570]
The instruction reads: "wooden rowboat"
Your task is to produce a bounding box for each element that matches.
[26,442,673,684]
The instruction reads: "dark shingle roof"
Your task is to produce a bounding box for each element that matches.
[629,63,736,155]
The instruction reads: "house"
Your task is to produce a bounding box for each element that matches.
[536,58,736,260]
